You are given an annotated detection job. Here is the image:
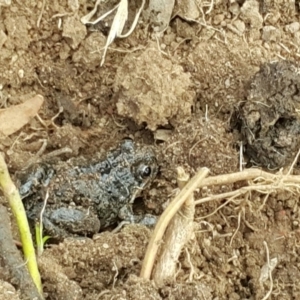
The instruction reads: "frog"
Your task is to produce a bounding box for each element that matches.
[18,139,158,239]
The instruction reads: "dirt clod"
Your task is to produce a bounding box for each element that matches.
[234,60,300,169]
[114,43,195,130]
[62,16,87,50]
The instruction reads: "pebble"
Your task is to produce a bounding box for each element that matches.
[285,22,300,34]
[262,26,281,42]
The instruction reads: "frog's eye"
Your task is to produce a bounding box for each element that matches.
[140,166,152,178]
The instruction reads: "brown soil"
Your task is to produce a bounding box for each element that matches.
[1,0,300,299]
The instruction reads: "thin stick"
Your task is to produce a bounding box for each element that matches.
[140,167,209,280]
[287,148,300,176]
[195,184,279,205]
[197,198,237,220]
[239,142,243,172]
[230,211,241,247]
[83,3,119,25]
[80,0,102,24]
[37,189,49,256]
[197,169,300,189]
[262,241,273,300]
[37,0,46,27]
[118,0,145,38]
[205,0,214,14]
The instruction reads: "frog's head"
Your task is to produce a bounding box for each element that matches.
[134,150,158,184]
[120,138,158,182]
[129,147,158,203]
[116,138,158,203]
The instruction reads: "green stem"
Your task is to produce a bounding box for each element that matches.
[0,154,43,296]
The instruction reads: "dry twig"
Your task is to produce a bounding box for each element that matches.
[261,241,275,300]
[152,167,195,285]
[140,167,209,280]
[195,168,300,208]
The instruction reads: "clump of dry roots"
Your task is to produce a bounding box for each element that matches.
[141,157,300,298]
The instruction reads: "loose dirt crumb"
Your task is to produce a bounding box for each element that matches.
[0,280,20,300]
[41,225,151,297]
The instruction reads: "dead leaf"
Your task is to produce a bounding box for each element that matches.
[0,95,44,136]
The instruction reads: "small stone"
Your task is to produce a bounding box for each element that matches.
[263,42,270,50]
[203,238,211,247]
[163,32,176,45]
[240,0,263,30]
[68,0,79,12]
[294,31,300,44]
[285,22,300,34]
[266,11,281,25]
[18,69,24,78]
[225,78,231,88]
[63,16,87,49]
[262,26,281,42]
[59,42,71,60]
[229,3,240,16]
[220,20,227,27]
[233,19,246,34]
[175,0,199,20]
[0,30,7,48]
[0,0,11,6]
[213,14,225,25]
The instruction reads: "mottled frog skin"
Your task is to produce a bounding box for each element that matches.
[19,139,158,238]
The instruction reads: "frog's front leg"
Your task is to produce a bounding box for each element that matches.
[117,204,157,230]
[43,207,100,238]
[19,164,55,199]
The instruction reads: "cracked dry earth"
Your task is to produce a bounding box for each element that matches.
[1,0,300,299]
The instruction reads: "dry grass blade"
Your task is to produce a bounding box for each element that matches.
[101,0,128,66]
[118,0,145,38]
[80,0,102,24]
[81,0,146,66]
[81,0,145,66]
[81,1,119,25]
